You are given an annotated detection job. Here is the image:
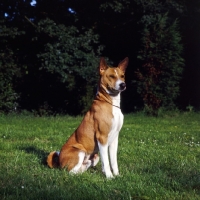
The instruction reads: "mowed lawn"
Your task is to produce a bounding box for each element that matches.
[0,112,200,200]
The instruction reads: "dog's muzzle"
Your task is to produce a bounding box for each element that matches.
[119,82,126,91]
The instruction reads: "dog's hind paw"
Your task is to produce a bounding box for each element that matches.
[91,154,99,167]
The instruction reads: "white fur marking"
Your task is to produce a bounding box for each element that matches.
[115,79,123,91]
[114,69,119,78]
[109,136,119,175]
[70,151,85,174]
[109,93,124,176]
[92,154,100,166]
[80,159,92,172]
[98,141,113,178]
[111,92,120,108]
[97,92,123,178]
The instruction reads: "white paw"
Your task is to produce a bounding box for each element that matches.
[85,160,92,169]
[105,171,114,179]
[92,154,99,166]
[113,170,119,176]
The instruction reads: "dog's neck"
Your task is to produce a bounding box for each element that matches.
[95,85,121,108]
[110,93,121,108]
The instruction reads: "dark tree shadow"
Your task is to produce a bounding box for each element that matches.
[21,146,49,166]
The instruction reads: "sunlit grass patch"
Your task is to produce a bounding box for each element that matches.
[0,112,200,199]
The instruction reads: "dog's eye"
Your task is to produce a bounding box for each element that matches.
[121,75,125,78]
[109,75,115,79]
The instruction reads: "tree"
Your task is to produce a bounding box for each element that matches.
[0,1,104,114]
[96,0,186,112]
[0,0,194,114]
[135,12,184,114]
[0,20,24,112]
[35,18,104,114]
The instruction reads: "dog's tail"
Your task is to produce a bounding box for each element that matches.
[47,151,60,168]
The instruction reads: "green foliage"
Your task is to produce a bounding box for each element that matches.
[35,18,103,113]
[135,13,184,115]
[100,0,131,13]
[37,18,102,85]
[0,112,200,199]
[0,20,24,112]
[1,0,199,113]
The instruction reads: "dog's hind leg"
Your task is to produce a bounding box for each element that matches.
[69,151,85,174]
[80,153,99,172]
[91,154,99,167]
[80,159,92,172]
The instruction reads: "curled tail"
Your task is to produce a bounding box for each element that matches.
[47,151,60,168]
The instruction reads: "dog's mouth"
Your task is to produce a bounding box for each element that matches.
[101,82,126,96]
[108,88,120,96]
[107,84,126,95]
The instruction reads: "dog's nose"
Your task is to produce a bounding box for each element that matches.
[119,82,126,90]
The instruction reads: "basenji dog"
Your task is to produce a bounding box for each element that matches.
[47,57,129,178]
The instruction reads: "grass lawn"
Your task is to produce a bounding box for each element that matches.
[0,111,200,200]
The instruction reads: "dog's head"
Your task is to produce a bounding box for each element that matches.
[99,57,129,96]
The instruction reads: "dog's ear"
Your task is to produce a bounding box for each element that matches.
[99,57,108,75]
[118,57,129,72]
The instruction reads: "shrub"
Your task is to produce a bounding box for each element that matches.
[35,19,104,114]
[0,21,24,112]
[135,13,184,115]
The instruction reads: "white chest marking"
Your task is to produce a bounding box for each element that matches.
[97,92,123,178]
[108,93,124,145]
[108,107,123,145]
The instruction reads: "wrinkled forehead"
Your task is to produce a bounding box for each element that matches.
[105,67,124,76]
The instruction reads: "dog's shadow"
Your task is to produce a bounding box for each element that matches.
[21,146,100,172]
[21,146,48,166]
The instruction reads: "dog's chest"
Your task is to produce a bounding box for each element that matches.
[107,106,124,145]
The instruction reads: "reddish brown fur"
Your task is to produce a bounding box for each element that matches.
[58,95,113,170]
[47,151,59,168]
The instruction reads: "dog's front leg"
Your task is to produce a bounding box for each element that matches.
[109,136,119,176]
[98,141,113,178]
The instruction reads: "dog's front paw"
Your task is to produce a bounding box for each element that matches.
[104,171,114,179]
[113,170,119,176]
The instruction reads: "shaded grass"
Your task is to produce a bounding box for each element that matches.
[0,112,200,199]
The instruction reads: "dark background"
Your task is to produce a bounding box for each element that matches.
[0,0,200,114]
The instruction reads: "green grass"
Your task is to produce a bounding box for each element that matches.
[0,112,200,200]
